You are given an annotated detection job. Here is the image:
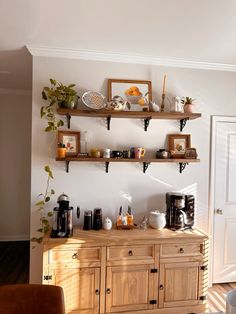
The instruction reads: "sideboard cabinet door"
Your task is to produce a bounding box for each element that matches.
[51,267,100,314]
[159,261,201,308]
[106,264,155,313]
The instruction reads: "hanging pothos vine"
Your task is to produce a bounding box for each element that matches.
[31,79,78,245]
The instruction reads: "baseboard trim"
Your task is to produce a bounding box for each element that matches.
[0,234,30,241]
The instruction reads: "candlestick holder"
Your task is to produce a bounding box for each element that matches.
[161,93,165,112]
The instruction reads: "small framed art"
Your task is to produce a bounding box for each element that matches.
[57,131,80,156]
[168,134,191,158]
[108,79,152,111]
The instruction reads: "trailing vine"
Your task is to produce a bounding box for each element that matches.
[31,79,77,245]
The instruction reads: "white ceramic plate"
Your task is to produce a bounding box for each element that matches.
[82,91,106,110]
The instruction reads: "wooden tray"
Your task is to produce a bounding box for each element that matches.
[116,224,137,230]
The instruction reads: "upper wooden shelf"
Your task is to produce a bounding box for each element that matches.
[57,109,201,131]
[56,156,200,174]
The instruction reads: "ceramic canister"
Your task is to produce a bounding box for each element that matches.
[103,217,112,230]
[149,211,166,230]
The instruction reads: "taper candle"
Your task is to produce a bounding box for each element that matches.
[162,74,167,94]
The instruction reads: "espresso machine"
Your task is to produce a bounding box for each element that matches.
[166,192,195,230]
[50,193,73,238]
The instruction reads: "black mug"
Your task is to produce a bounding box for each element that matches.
[83,210,92,230]
[112,150,123,158]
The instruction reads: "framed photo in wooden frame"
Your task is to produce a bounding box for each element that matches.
[108,79,152,111]
[168,134,191,158]
[57,131,80,156]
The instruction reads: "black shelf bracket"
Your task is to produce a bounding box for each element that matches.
[144,117,152,131]
[143,162,151,173]
[107,115,111,130]
[66,113,71,129]
[66,160,70,173]
[180,118,189,132]
[105,162,110,173]
[179,162,188,173]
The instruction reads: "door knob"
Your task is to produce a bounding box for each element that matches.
[215,208,223,215]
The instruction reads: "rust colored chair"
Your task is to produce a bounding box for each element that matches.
[0,284,66,314]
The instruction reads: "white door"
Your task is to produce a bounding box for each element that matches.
[213,120,236,283]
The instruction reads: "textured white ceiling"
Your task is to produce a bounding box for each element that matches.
[0,0,235,89]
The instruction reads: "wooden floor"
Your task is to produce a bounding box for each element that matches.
[0,241,29,285]
[207,283,236,313]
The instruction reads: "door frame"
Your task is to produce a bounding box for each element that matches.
[209,115,236,285]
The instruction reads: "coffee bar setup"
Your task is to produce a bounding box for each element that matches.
[43,191,208,314]
[41,77,208,314]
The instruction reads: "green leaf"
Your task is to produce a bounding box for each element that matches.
[44,165,54,179]
[48,171,54,179]
[42,91,47,100]
[57,120,64,127]
[51,189,55,195]
[40,106,46,118]
[31,237,43,244]
[68,84,76,88]
[44,165,51,172]
[45,196,50,202]
[47,211,53,217]
[35,200,45,206]
[41,218,49,225]
[37,228,43,233]
[50,78,56,86]
[45,126,53,132]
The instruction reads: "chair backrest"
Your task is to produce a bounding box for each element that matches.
[0,284,66,314]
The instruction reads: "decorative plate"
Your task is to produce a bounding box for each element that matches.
[82,91,106,110]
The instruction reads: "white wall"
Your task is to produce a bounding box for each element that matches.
[30,56,236,282]
[0,92,31,240]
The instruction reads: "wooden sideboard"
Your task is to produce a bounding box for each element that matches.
[42,228,209,314]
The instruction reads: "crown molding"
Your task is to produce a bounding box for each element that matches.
[27,45,236,72]
[0,88,32,96]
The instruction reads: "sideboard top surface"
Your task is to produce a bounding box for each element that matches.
[43,227,208,247]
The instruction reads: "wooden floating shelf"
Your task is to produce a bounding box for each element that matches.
[56,157,200,174]
[57,108,201,131]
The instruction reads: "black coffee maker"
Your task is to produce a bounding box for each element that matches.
[166,192,195,230]
[50,193,73,238]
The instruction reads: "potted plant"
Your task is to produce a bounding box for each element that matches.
[57,142,66,158]
[183,96,195,113]
[42,78,79,110]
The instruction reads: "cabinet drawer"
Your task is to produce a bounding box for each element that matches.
[49,247,101,266]
[160,243,202,258]
[107,245,154,265]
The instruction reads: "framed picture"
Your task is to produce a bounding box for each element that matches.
[108,79,152,111]
[185,147,198,159]
[58,131,80,156]
[168,134,191,158]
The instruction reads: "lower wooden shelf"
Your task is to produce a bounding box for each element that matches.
[56,157,200,173]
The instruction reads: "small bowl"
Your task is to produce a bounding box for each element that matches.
[125,94,143,104]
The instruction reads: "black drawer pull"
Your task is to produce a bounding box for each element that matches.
[106,288,111,294]
[179,248,185,253]
[159,284,164,290]
[128,250,133,256]
[72,253,78,259]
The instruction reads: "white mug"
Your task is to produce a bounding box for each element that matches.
[103,149,111,158]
